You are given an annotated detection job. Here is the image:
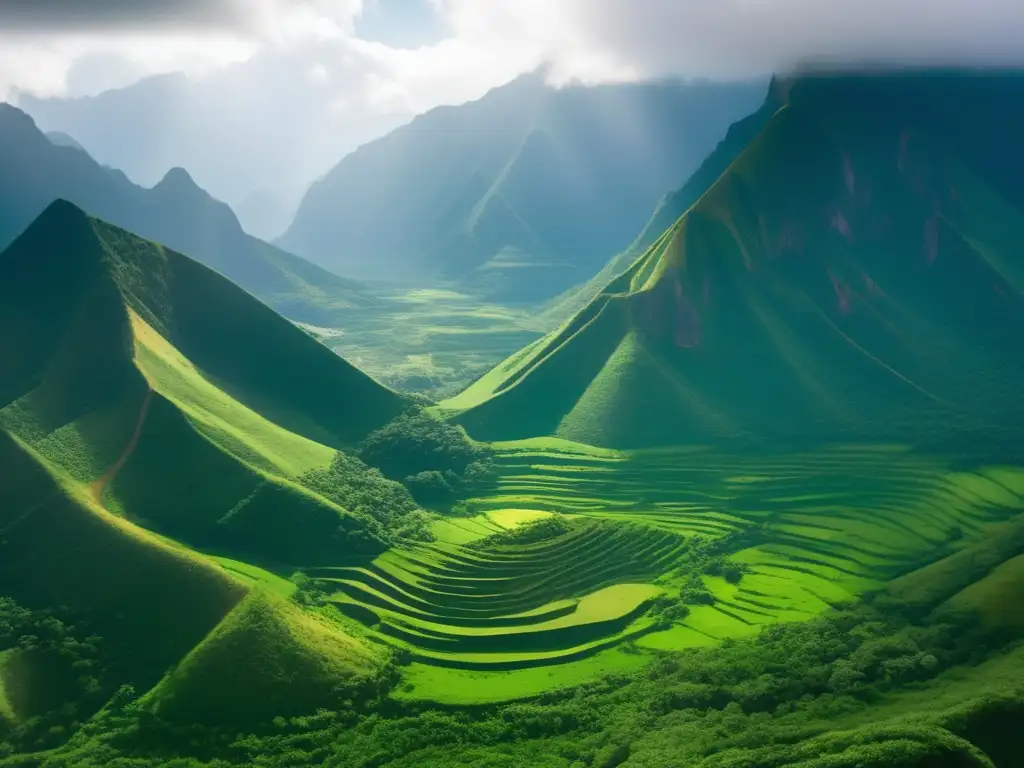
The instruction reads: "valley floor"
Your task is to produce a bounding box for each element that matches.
[307,439,1024,705]
[300,287,544,398]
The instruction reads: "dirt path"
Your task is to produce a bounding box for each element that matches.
[90,388,153,503]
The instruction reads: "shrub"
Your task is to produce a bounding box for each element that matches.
[357,410,496,501]
[299,452,431,545]
[403,470,454,505]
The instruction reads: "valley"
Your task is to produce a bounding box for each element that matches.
[2,69,1024,768]
[303,287,544,398]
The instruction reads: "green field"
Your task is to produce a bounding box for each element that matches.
[300,287,544,398]
[296,439,1024,703]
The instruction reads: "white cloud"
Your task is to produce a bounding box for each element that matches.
[428,0,1024,84]
[0,0,366,99]
[6,1,1024,106]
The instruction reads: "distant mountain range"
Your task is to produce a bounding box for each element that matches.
[15,60,412,240]
[279,73,766,301]
[444,72,1024,450]
[0,103,376,325]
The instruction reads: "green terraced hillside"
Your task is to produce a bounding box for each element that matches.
[306,437,1024,704]
[444,73,1024,449]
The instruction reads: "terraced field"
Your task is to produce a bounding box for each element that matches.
[481,442,1024,640]
[314,439,1024,701]
[312,517,681,669]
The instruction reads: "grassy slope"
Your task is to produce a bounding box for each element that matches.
[0,205,402,722]
[146,591,385,724]
[0,431,387,725]
[0,202,406,568]
[445,78,1024,449]
[0,430,247,690]
[531,81,782,332]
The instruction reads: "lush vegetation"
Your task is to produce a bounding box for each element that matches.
[4,72,1024,768]
[299,452,433,545]
[0,599,107,756]
[13,593,1024,767]
[358,410,497,505]
[444,75,1024,450]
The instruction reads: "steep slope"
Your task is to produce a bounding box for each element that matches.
[0,201,409,567]
[535,79,785,330]
[444,72,1024,449]
[0,429,246,694]
[0,429,388,728]
[280,74,765,299]
[0,103,375,325]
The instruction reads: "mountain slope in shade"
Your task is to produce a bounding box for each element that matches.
[0,104,376,325]
[443,72,1024,449]
[0,201,408,566]
[280,74,766,300]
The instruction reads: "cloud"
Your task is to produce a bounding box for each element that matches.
[0,0,368,99]
[0,0,252,33]
[7,1,1024,105]
[430,0,1024,85]
[0,0,363,36]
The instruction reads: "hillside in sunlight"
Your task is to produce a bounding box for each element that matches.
[7,73,1024,768]
[444,72,1024,450]
[0,199,415,559]
[0,201,420,728]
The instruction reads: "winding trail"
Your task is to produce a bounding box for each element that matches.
[90,388,153,503]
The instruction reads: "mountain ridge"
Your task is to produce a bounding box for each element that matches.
[279,75,767,300]
[444,72,1024,450]
[0,104,377,326]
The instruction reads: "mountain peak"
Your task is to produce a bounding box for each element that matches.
[27,198,93,235]
[156,166,199,190]
[0,102,42,139]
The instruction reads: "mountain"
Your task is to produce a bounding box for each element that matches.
[0,200,410,557]
[0,103,376,325]
[534,80,786,330]
[0,200,414,722]
[45,130,86,152]
[443,72,1024,449]
[14,58,411,231]
[279,73,766,300]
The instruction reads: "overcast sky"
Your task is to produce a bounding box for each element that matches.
[4,0,1024,107]
[3,0,1022,236]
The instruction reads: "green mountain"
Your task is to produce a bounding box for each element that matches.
[279,74,766,300]
[444,72,1024,450]
[0,200,418,726]
[0,199,418,556]
[534,80,786,330]
[0,103,376,325]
